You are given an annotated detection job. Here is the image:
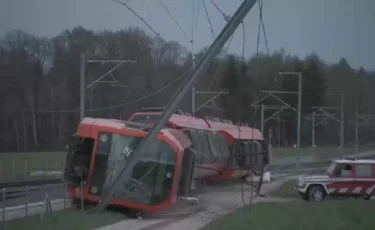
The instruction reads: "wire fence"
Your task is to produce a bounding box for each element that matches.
[270,146,375,166]
[0,152,66,183]
[0,183,75,225]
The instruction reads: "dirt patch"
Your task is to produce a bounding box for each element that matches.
[95,181,289,230]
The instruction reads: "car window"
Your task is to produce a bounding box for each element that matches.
[333,163,353,177]
[355,164,372,177]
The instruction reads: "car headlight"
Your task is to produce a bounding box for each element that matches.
[296,178,304,188]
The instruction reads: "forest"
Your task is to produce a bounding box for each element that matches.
[0,26,374,152]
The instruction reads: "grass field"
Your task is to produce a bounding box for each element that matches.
[0,151,66,182]
[201,199,375,230]
[4,208,126,230]
[202,180,375,230]
[272,146,373,160]
[267,180,298,198]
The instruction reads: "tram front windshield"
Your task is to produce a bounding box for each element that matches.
[89,132,176,205]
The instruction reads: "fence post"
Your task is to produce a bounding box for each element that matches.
[0,160,2,182]
[2,188,6,223]
[64,186,67,209]
[11,160,15,180]
[46,160,49,172]
[267,144,273,165]
[25,186,29,217]
[80,181,84,212]
[24,160,28,179]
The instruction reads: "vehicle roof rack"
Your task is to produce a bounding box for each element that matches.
[342,155,357,160]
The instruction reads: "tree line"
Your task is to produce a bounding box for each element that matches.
[0,26,374,152]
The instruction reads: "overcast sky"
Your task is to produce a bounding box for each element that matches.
[1,0,374,70]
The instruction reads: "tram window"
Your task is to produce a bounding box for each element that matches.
[242,141,251,155]
[217,134,230,157]
[189,130,205,163]
[213,133,225,158]
[247,140,255,153]
[182,130,196,150]
[206,132,222,160]
[253,140,262,153]
[197,131,214,162]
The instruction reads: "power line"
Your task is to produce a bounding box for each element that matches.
[209,0,228,20]
[111,0,166,43]
[158,0,192,43]
[0,22,18,32]
[241,22,246,63]
[258,0,270,55]
[21,68,191,113]
[194,0,200,29]
[256,1,262,56]
[199,33,234,105]
[202,0,216,38]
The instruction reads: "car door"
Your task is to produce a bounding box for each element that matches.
[329,163,355,195]
[353,163,374,196]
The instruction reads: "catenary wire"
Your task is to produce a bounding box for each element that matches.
[21,68,191,113]
[111,0,166,43]
[209,0,227,20]
[194,0,200,29]
[258,0,270,55]
[202,0,216,38]
[158,0,192,43]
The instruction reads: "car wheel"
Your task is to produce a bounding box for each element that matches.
[308,186,326,202]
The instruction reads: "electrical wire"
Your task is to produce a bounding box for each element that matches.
[0,22,18,33]
[259,0,270,55]
[241,22,246,63]
[242,0,269,212]
[111,0,166,43]
[197,33,234,108]
[158,0,192,43]
[209,0,227,20]
[20,68,191,113]
[202,0,216,39]
[256,0,270,55]
[194,0,200,29]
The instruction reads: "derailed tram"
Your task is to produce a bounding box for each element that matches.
[64,112,269,213]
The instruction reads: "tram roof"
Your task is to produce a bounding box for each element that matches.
[129,112,264,140]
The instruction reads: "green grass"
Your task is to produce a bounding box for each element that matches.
[267,180,298,198]
[0,151,66,182]
[201,199,375,230]
[5,209,126,230]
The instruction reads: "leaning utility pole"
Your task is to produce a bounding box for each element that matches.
[94,0,258,212]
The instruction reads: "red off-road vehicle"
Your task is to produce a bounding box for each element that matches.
[295,158,375,202]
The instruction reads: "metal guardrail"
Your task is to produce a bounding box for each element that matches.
[0,178,63,189]
[0,181,71,225]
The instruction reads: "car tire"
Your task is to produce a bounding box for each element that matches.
[308,186,326,202]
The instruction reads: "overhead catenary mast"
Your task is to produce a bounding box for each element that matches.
[94,0,258,211]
